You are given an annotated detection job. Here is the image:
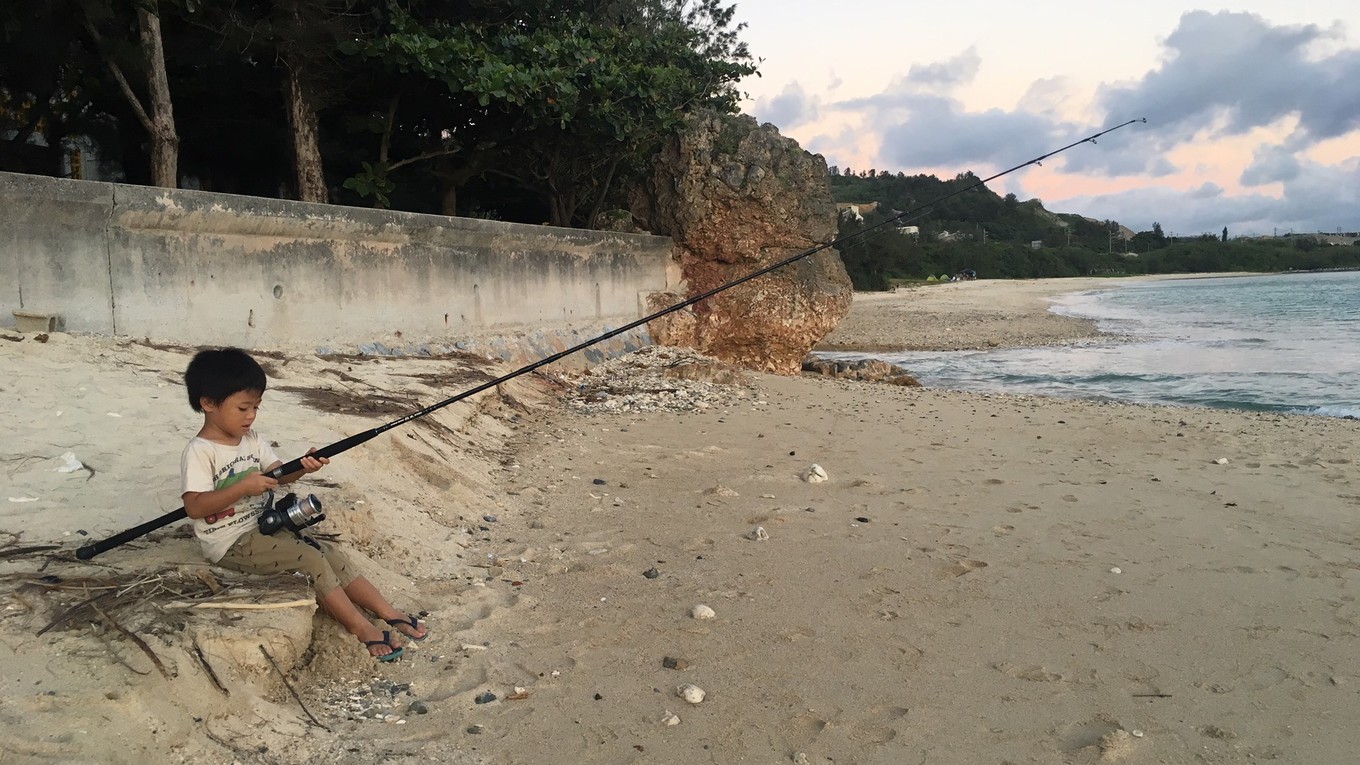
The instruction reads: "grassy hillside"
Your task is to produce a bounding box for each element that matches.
[828,171,1360,289]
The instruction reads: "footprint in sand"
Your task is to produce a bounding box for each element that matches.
[1241,664,1291,690]
[996,662,1064,682]
[448,595,505,632]
[1056,715,1134,759]
[424,665,490,701]
[891,644,925,670]
[1199,724,1236,740]
[940,559,988,578]
[855,725,898,744]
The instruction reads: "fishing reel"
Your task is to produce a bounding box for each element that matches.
[258,491,325,536]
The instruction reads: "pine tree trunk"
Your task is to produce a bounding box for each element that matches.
[440,182,457,217]
[280,0,326,203]
[284,58,327,202]
[137,4,178,188]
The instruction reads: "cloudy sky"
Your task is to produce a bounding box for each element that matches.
[735,1,1360,237]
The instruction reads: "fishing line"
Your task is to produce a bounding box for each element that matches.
[76,117,1146,560]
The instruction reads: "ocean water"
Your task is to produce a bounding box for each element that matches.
[824,270,1360,419]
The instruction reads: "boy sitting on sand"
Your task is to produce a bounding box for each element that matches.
[180,348,428,661]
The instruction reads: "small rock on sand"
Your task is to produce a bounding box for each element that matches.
[676,684,705,704]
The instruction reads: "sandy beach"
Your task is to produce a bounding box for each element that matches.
[3,277,1359,764]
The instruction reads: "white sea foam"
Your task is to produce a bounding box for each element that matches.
[829,272,1360,418]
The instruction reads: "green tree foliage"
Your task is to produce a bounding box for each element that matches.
[348,0,754,224]
[830,173,1360,288]
[0,0,756,225]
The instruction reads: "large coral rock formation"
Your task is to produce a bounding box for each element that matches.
[632,112,853,374]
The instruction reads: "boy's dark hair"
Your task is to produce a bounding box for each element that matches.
[184,348,267,412]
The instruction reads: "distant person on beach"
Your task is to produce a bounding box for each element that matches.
[179,348,428,662]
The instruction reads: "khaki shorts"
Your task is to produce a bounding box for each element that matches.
[217,530,358,597]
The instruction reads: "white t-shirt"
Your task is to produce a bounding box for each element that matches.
[180,430,281,562]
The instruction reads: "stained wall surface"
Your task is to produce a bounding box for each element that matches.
[0,172,676,360]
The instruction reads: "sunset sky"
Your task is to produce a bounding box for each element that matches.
[735,1,1360,237]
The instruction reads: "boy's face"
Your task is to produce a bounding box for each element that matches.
[201,390,263,439]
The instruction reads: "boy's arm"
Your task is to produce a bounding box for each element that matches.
[183,471,277,519]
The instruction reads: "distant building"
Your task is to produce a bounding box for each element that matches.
[1030,240,1042,250]
[835,201,879,224]
[896,225,919,239]
[838,205,863,222]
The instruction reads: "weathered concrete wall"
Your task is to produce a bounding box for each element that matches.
[0,172,676,361]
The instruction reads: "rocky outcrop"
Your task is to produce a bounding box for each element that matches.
[632,112,853,374]
[801,358,922,387]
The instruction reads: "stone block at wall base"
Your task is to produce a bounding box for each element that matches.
[13,310,62,333]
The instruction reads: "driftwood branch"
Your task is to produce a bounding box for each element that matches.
[93,602,172,679]
[37,591,114,636]
[0,545,61,559]
[165,598,314,611]
[259,645,329,731]
[195,569,223,595]
[93,625,151,676]
[192,638,229,696]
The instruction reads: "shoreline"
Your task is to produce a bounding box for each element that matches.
[815,271,1360,422]
[815,276,1124,352]
[815,273,1260,353]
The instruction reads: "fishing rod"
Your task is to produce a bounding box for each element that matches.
[75,117,1146,560]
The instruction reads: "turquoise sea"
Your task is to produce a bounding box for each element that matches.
[824,270,1360,419]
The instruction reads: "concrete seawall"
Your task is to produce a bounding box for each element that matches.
[0,172,677,363]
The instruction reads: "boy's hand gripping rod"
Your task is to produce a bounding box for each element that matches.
[76,118,1144,560]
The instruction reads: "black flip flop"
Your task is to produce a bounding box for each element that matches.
[365,630,404,662]
[385,614,429,642]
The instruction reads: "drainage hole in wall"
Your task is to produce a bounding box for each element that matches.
[273,284,284,299]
